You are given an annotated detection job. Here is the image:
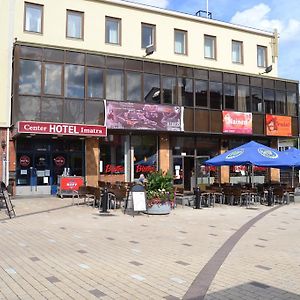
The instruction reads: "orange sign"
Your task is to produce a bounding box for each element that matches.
[266,115,292,136]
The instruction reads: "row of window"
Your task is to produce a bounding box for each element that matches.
[18,59,297,115]
[24,2,268,67]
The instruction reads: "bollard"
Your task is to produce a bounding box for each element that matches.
[267,187,273,206]
[100,187,109,213]
[194,186,202,209]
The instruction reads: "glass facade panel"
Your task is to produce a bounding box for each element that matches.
[144,73,160,103]
[44,63,62,95]
[195,80,208,107]
[63,99,84,123]
[85,100,105,125]
[251,87,263,112]
[105,18,120,44]
[162,76,176,104]
[25,3,42,33]
[210,82,222,109]
[87,67,104,98]
[178,78,193,106]
[237,85,250,112]
[41,98,63,122]
[19,60,41,95]
[106,69,124,100]
[224,84,236,110]
[264,89,275,114]
[287,92,297,116]
[64,64,85,98]
[67,11,83,39]
[16,96,40,121]
[126,72,141,102]
[171,136,194,155]
[275,91,286,115]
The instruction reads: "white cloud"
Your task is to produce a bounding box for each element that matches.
[230,3,300,42]
[128,0,169,9]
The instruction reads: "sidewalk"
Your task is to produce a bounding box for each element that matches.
[0,197,299,299]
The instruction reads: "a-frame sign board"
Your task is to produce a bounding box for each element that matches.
[1,187,16,219]
[124,183,147,217]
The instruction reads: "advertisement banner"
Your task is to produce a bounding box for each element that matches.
[222,111,252,134]
[266,115,292,136]
[17,121,107,137]
[60,176,84,191]
[105,101,183,131]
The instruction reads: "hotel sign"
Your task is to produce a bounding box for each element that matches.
[17,121,107,137]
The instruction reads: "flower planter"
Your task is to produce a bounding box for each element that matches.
[145,202,171,215]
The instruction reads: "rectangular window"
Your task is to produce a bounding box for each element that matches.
[224,84,236,110]
[178,78,193,106]
[287,92,297,116]
[275,91,286,115]
[24,2,43,33]
[87,68,104,99]
[174,30,187,55]
[232,40,243,64]
[264,88,275,114]
[144,73,160,104]
[204,35,216,59]
[19,60,41,95]
[251,87,263,113]
[44,63,62,96]
[195,80,208,107]
[162,76,176,104]
[126,72,141,102]
[106,17,121,45]
[237,85,250,112]
[210,82,222,109]
[257,45,267,67]
[106,69,124,100]
[142,23,155,49]
[67,10,83,39]
[64,65,85,98]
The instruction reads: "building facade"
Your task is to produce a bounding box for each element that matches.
[2,0,299,195]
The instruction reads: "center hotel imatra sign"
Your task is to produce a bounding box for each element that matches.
[17,121,107,137]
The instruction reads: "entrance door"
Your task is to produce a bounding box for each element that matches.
[173,156,195,191]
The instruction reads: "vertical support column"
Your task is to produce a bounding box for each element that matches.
[220,142,229,184]
[270,139,280,182]
[85,138,99,187]
[159,134,170,173]
[124,135,130,182]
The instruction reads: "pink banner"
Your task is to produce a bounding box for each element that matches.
[106,101,182,131]
[222,111,252,134]
[17,121,107,137]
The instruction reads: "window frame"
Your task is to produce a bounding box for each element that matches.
[257,45,267,68]
[24,2,43,34]
[204,35,216,60]
[141,23,156,49]
[66,10,84,40]
[105,16,121,45]
[232,40,243,64]
[174,29,187,55]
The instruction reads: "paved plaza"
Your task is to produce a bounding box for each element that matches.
[0,197,300,299]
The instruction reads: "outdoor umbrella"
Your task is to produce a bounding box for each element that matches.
[205,141,288,167]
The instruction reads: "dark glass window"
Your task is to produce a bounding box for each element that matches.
[64,64,84,98]
[144,73,160,103]
[178,78,193,106]
[195,80,208,107]
[44,63,62,95]
[171,136,194,155]
[287,92,297,116]
[85,100,105,125]
[64,99,84,123]
[264,89,275,114]
[87,67,104,98]
[41,98,63,122]
[106,69,124,101]
[237,85,250,112]
[224,84,236,110]
[251,87,263,112]
[210,82,222,109]
[126,72,141,102]
[19,60,41,95]
[275,91,286,115]
[16,96,40,121]
[162,76,176,104]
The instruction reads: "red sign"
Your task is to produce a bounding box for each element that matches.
[222,111,252,134]
[17,121,107,137]
[54,156,65,167]
[60,176,84,191]
[104,164,124,173]
[19,155,31,167]
[266,115,292,136]
[136,165,156,173]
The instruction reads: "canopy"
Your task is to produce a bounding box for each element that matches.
[205,141,288,167]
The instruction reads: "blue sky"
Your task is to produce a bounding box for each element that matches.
[130,0,300,82]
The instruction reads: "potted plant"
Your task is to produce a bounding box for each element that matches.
[145,170,174,214]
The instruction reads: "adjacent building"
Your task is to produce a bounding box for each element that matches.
[1,0,299,195]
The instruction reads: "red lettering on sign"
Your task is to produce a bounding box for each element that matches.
[136,165,156,173]
[104,164,124,173]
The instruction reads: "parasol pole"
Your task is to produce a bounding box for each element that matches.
[292,166,295,188]
[251,165,254,188]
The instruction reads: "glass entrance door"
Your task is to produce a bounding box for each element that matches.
[195,156,210,185]
[173,156,195,191]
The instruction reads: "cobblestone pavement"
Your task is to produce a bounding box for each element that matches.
[0,197,299,299]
